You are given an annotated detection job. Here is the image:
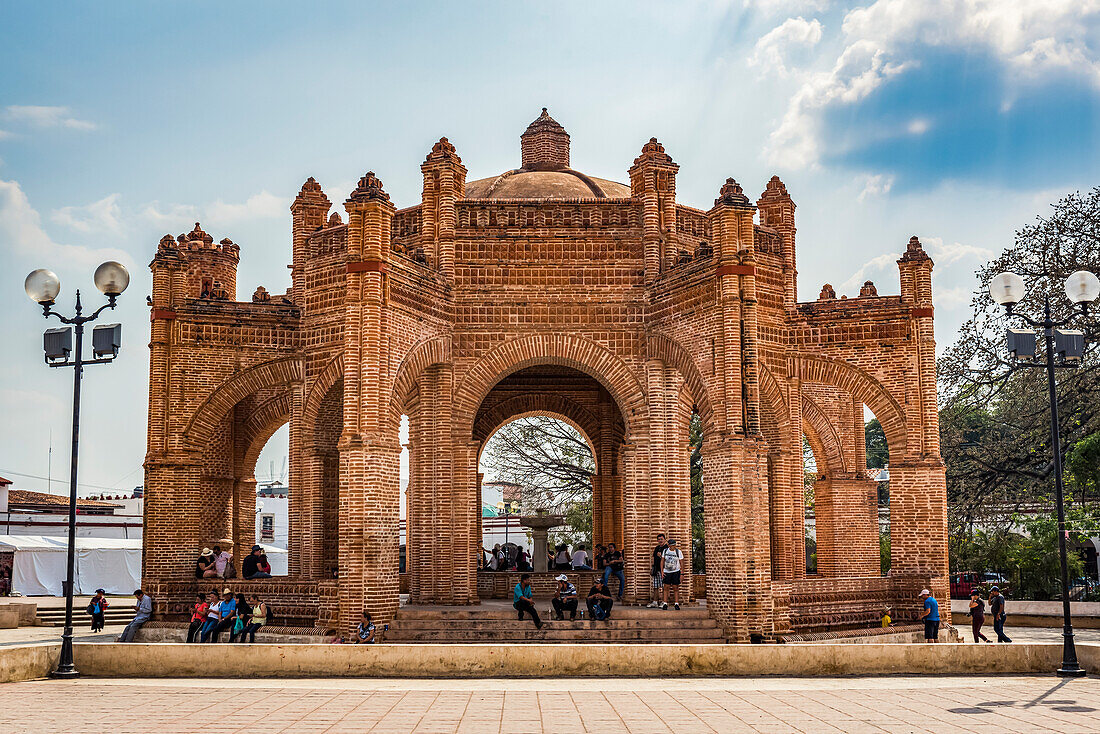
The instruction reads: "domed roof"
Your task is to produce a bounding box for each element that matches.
[464,109,630,200]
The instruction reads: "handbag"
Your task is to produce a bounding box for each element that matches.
[85,602,96,615]
[233,617,245,634]
[225,558,237,579]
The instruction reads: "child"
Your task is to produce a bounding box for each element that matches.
[88,589,109,632]
[881,606,892,628]
[355,611,388,644]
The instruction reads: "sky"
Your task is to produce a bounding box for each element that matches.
[0,0,1098,497]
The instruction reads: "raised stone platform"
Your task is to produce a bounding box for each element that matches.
[389,603,725,644]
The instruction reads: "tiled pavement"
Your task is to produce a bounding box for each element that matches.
[2,675,1098,733]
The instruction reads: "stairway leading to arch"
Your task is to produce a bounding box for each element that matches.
[387,601,726,644]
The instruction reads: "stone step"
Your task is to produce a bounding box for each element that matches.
[386,627,727,643]
[391,618,720,631]
[395,606,709,621]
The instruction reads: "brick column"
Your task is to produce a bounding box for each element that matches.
[815,474,878,577]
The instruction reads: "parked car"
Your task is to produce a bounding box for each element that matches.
[950,572,1010,599]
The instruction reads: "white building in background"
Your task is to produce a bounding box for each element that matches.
[0,476,143,539]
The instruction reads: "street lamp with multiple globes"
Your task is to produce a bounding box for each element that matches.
[24,261,130,678]
[989,267,1100,677]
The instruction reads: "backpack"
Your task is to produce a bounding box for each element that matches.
[224,557,237,579]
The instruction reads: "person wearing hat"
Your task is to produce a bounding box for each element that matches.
[243,544,272,579]
[551,574,578,621]
[989,586,1011,642]
[919,588,940,643]
[205,587,238,643]
[967,588,991,643]
[195,548,217,579]
[660,538,684,610]
[87,588,109,632]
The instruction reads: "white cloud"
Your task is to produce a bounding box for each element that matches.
[837,251,901,293]
[4,105,96,131]
[0,179,132,270]
[764,0,1100,167]
[51,193,124,234]
[0,129,12,140]
[204,191,288,224]
[907,118,930,135]
[748,17,824,76]
[857,173,894,202]
[922,235,994,267]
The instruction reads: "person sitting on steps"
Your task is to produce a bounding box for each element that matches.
[551,574,578,621]
[602,543,626,601]
[586,578,614,621]
[513,573,543,629]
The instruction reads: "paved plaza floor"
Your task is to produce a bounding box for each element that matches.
[2,675,1099,733]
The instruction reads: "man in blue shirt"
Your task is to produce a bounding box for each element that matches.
[920,588,940,643]
[513,573,543,629]
[207,587,237,643]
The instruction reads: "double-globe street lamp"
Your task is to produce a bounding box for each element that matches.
[989,268,1100,677]
[23,262,130,678]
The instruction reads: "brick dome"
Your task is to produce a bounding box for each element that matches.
[464,108,630,200]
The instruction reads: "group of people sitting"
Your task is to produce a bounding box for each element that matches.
[194,544,273,580]
[187,588,268,643]
[511,573,618,628]
[482,543,533,572]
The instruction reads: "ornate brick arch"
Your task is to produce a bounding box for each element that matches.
[646,333,715,428]
[793,354,908,458]
[238,391,293,474]
[302,352,344,445]
[453,334,647,440]
[801,394,847,475]
[758,363,790,451]
[473,392,602,446]
[389,334,452,416]
[476,409,599,471]
[182,357,303,451]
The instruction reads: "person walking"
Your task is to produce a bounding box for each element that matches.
[552,574,579,620]
[660,538,684,611]
[989,586,1012,642]
[186,592,209,643]
[602,543,626,601]
[968,589,991,643]
[919,588,940,643]
[117,589,153,643]
[647,533,668,608]
[87,588,109,632]
[513,573,543,629]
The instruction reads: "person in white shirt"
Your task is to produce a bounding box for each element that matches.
[660,538,684,610]
[212,544,233,578]
[571,544,591,570]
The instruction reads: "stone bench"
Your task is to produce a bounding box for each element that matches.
[0,602,38,627]
[133,620,336,644]
[780,623,961,644]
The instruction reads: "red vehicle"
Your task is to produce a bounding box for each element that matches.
[951,572,1010,599]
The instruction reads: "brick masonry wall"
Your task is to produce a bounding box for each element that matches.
[144,115,948,637]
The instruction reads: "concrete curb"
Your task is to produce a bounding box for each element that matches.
[52,642,1098,679]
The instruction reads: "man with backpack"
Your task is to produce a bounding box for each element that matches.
[647,533,668,608]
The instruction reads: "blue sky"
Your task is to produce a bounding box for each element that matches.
[1,0,1098,495]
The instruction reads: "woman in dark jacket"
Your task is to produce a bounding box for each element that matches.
[968,589,991,643]
[229,593,252,643]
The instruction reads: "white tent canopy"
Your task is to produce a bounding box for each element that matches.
[0,535,142,596]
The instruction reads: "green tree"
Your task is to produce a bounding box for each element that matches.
[939,187,1100,549]
[1066,431,1100,501]
[865,418,889,469]
[690,411,705,572]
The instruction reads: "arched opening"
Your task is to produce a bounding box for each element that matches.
[864,406,891,575]
[802,432,820,575]
[254,424,290,575]
[478,414,597,571]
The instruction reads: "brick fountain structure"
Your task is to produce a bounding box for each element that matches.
[143,109,948,641]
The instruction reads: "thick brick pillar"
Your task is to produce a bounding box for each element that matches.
[815,474,878,577]
[142,461,204,582]
[889,459,949,620]
[702,432,775,641]
[231,476,257,564]
[618,439,649,604]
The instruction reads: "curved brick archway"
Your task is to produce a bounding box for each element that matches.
[390,335,453,416]
[801,394,846,475]
[302,352,343,443]
[794,354,908,459]
[182,357,303,452]
[646,333,715,429]
[239,391,293,474]
[453,334,647,441]
[758,363,790,451]
[474,393,602,464]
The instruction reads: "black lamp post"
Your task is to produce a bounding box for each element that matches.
[989,268,1100,677]
[24,261,130,678]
